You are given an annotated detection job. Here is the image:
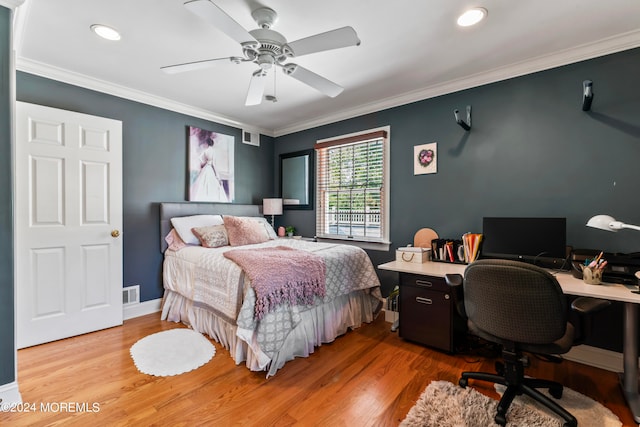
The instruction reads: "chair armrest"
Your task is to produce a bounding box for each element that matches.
[445,274,466,318]
[571,297,611,315]
[445,274,463,288]
[570,297,611,345]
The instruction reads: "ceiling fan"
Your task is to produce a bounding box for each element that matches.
[161,0,361,106]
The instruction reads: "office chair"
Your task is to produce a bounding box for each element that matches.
[445,259,609,427]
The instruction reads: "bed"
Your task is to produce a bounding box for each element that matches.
[159,202,383,377]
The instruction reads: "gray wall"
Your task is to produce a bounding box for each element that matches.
[0,6,14,386]
[274,48,640,351]
[16,72,276,302]
[276,48,640,286]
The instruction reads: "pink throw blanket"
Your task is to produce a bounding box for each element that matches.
[223,246,326,320]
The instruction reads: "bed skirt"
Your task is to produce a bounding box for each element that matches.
[161,289,382,377]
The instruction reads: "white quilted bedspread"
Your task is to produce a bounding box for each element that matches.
[163,239,382,367]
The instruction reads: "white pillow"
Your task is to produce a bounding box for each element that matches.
[170,214,223,245]
[235,216,278,240]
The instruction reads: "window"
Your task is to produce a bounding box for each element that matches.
[315,126,390,249]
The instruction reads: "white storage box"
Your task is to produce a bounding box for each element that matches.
[396,247,430,263]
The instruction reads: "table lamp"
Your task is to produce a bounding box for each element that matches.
[586,215,640,232]
[263,198,283,229]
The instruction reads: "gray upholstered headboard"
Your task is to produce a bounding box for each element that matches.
[160,202,261,252]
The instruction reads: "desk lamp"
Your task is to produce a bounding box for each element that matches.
[263,198,283,229]
[586,215,640,232]
[587,214,640,293]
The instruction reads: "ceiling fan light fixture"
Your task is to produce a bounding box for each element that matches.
[457,8,487,27]
[166,2,358,103]
[90,24,121,41]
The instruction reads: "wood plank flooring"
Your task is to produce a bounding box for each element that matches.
[2,313,636,426]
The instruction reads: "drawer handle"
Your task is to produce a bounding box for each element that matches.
[415,279,433,288]
[415,297,432,305]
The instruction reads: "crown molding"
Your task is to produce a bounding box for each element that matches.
[0,0,25,10]
[273,29,640,137]
[13,29,640,139]
[15,57,274,137]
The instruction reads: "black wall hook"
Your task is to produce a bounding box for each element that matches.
[582,80,594,111]
[454,105,471,131]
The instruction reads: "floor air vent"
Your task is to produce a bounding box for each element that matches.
[123,285,140,305]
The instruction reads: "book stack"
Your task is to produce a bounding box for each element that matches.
[431,238,463,263]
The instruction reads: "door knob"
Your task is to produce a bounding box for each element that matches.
[111,230,120,238]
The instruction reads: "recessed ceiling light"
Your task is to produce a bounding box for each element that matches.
[90,24,121,41]
[457,8,487,27]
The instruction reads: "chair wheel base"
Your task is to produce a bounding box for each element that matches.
[459,378,468,388]
[549,385,563,399]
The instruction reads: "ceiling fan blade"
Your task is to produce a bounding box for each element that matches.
[245,70,267,106]
[161,57,239,74]
[282,64,343,98]
[184,0,258,46]
[283,26,360,57]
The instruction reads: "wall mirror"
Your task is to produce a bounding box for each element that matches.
[280,149,314,210]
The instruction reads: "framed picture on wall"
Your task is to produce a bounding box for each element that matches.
[414,142,437,175]
[188,126,235,202]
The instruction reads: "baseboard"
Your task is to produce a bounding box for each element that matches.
[0,381,22,405]
[123,298,162,320]
[564,344,623,373]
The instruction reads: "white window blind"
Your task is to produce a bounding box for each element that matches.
[315,128,389,244]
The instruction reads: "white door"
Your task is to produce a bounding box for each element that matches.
[15,101,123,348]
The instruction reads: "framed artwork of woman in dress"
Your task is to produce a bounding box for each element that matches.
[188,126,235,202]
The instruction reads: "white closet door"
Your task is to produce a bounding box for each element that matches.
[16,101,123,348]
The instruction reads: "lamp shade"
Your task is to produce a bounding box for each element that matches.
[587,215,620,232]
[263,198,283,216]
[586,215,640,232]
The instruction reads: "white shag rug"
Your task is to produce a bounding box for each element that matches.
[130,328,215,376]
[401,380,622,427]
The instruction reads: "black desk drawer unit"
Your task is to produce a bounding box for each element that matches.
[398,272,458,352]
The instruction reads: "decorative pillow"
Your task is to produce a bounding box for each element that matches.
[164,228,188,252]
[170,214,223,245]
[223,216,271,246]
[192,224,229,248]
[236,216,278,240]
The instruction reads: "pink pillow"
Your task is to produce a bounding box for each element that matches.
[192,224,229,248]
[164,228,188,251]
[223,216,270,246]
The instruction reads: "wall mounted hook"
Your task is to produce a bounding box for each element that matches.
[582,80,594,111]
[454,105,471,131]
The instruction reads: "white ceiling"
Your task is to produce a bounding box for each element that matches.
[13,0,640,137]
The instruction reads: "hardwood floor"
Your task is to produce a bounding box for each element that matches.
[3,313,636,426]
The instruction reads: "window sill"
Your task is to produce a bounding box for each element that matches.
[315,237,391,252]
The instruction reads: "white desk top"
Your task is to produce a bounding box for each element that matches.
[378,260,640,305]
[379,260,467,276]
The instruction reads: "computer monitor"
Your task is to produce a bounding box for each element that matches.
[481,217,567,268]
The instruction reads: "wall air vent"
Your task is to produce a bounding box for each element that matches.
[242,129,260,146]
[123,285,140,305]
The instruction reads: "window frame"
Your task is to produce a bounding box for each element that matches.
[314,126,391,251]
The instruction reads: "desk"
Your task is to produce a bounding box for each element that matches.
[378,260,640,423]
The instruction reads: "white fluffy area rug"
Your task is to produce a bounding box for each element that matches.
[400,380,622,427]
[130,328,215,376]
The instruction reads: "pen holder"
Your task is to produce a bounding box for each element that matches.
[581,265,602,285]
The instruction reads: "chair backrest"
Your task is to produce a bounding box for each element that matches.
[463,259,568,344]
